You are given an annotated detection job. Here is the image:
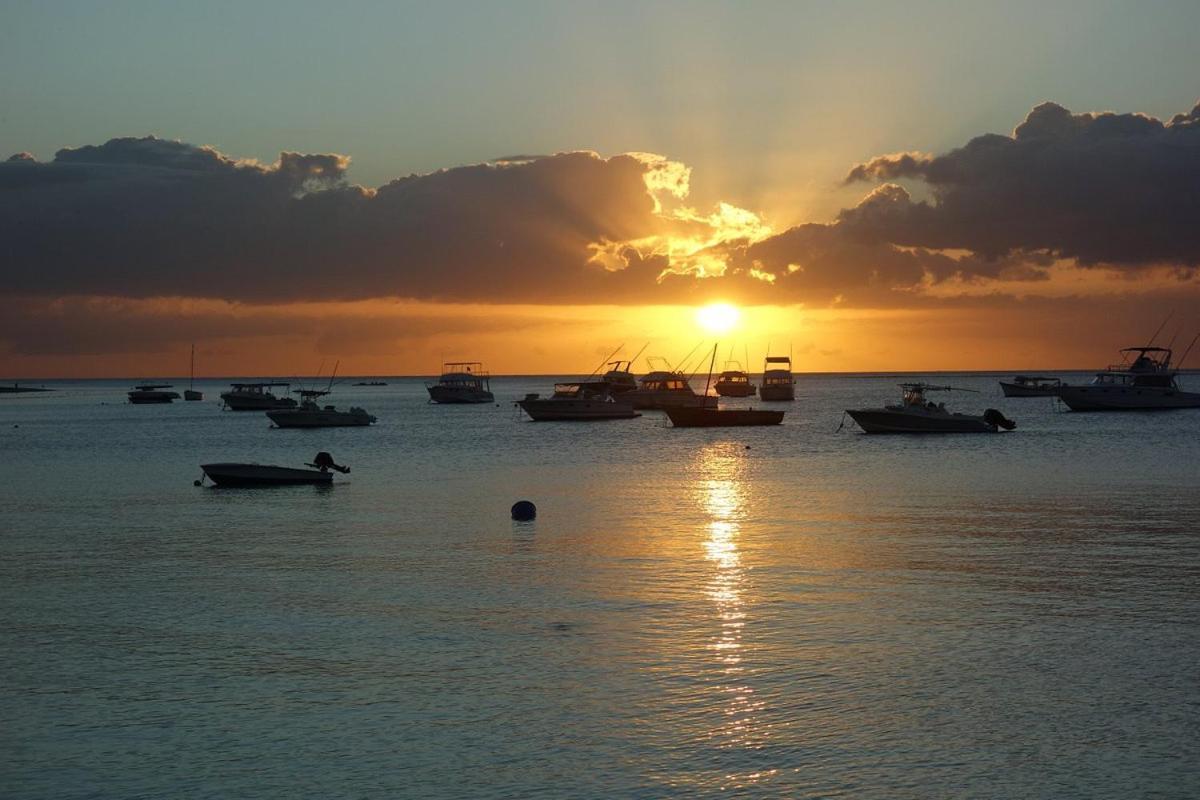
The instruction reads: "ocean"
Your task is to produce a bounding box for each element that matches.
[2,374,1198,798]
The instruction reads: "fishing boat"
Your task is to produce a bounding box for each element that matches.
[999,375,1061,397]
[1056,345,1200,411]
[600,360,639,393]
[759,354,795,401]
[518,381,641,421]
[427,362,494,403]
[666,345,783,426]
[353,381,388,386]
[623,354,716,410]
[267,390,376,428]
[128,383,180,404]
[220,382,297,411]
[184,344,202,401]
[846,383,1016,433]
[714,362,756,397]
[200,452,350,487]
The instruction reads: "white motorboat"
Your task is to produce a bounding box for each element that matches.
[518,381,641,421]
[200,452,350,487]
[999,375,1061,397]
[220,382,297,411]
[600,360,639,394]
[427,362,494,404]
[128,383,180,404]
[846,383,1016,434]
[267,390,376,428]
[759,355,795,401]
[1056,346,1200,411]
[714,362,756,397]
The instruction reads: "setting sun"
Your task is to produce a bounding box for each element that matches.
[696,302,740,334]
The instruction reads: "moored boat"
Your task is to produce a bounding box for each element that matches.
[427,362,494,404]
[200,452,350,487]
[600,360,639,393]
[999,375,1061,397]
[667,345,783,426]
[714,362,756,397]
[220,382,297,411]
[846,383,1016,434]
[184,344,203,401]
[518,381,641,421]
[1056,345,1200,411]
[267,390,376,428]
[759,355,795,401]
[128,383,180,404]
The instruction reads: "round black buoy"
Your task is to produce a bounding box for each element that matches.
[193,479,202,487]
[511,500,537,521]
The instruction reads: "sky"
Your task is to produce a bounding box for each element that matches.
[2,0,1200,377]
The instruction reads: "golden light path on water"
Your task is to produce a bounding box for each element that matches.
[695,443,774,786]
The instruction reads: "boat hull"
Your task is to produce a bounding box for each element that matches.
[999,382,1059,398]
[201,463,333,487]
[759,386,795,401]
[518,399,640,421]
[427,386,494,404]
[128,391,179,404]
[184,390,203,401]
[666,407,784,427]
[220,394,297,411]
[267,410,376,427]
[846,408,997,434]
[626,391,717,410]
[715,383,756,397]
[1056,385,1200,411]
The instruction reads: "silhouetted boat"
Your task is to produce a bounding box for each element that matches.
[220,382,297,411]
[714,362,756,397]
[600,360,639,393]
[1056,345,1200,410]
[427,362,494,403]
[846,383,1016,433]
[201,452,350,487]
[0,383,53,394]
[267,390,376,427]
[667,345,782,426]
[759,354,795,401]
[999,375,1061,397]
[184,344,202,401]
[518,381,641,421]
[354,381,388,386]
[128,384,180,404]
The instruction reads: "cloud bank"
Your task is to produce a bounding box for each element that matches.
[2,100,1199,311]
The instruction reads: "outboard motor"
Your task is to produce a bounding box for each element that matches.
[309,451,351,473]
[983,409,1017,431]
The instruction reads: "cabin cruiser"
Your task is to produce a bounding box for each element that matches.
[714,362,756,397]
[999,375,1062,397]
[200,451,350,487]
[427,362,494,403]
[128,384,181,404]
[267,390,376,428]
[1056,346,1200,411]
[600,360,639,393]
[846,383,1016,434]
[759,355,795,401]
[625,366,716,410]
[518,381,641,421]
[220,382,297,411]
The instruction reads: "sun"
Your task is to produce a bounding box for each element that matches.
[695,302,740,334]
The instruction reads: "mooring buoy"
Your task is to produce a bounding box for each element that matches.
[511,500,536,521]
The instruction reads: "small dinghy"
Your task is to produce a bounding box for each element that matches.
[200,452,350,487]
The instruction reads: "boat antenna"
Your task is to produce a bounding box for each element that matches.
[627,342,650,369]
[671,341,705,374]
[1147,311,1174,346]
[1177,333,1200,371]
[189,343,195,390]
[587,343,625,379]
[703,343,718,398]
[327,360,339,392]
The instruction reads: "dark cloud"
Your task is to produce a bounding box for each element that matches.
[841,100,1200,265]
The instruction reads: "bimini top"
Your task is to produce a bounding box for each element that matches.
[1108,346,1173,374]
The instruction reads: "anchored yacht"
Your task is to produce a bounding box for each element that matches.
[1056,346,1200,411]
[624,358,716,410]
[128,384,180,404]
[847,383,1016,434]
[427,362,494,404]
[759,355,795,401]
[220,382,297,411]
[999,375,1062,397]
[518,381,641,421]
[267,390,376,428]
[714,361,756,397]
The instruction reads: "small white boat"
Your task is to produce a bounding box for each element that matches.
[1057,345,1200,411]
[518,381,641,421]
[714,362,756,397]
[759,355,795,401]
[846,383,1016,434]
[220,382,297,411]
[267,390,376,428]
[427,362,494,404]
[999,375,1061,397]
[200,452,350,487]
[128,383,180,404]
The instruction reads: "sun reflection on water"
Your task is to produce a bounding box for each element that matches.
[694,443,769,761]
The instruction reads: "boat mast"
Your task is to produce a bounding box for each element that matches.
[703,343,718,398]
[189,343,195,390]
[1177,333,1200,371]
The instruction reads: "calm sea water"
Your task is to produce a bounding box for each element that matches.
[2,374,1198,799]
